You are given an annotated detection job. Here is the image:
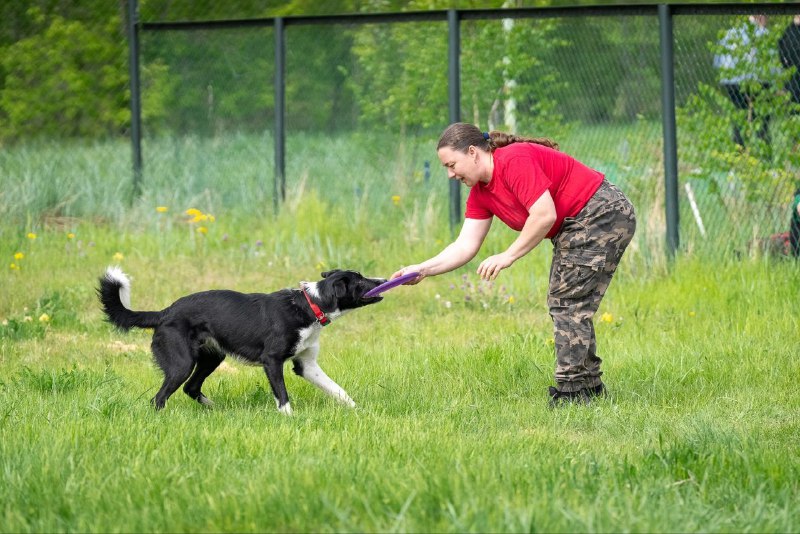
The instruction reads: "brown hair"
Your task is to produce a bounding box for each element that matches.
[436,122,559,154]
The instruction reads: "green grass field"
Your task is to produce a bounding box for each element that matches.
[1,130,799,532]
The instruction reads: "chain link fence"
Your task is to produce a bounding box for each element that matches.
[2,3,798,260]
[674,9,799,258]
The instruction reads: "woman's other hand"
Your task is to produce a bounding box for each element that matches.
[476,252,515,281]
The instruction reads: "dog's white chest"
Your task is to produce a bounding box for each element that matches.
[294,325,321,354]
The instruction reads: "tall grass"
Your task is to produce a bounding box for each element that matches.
[1,247,798,532]
[1,128,798,532]
[2,124,668,252]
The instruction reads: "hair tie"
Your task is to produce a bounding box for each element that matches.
[483,132,490,140]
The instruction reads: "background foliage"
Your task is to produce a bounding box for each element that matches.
[2,1,799,259]
[2,0,777,141]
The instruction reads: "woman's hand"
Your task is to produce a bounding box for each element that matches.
[390,265,425,285]
[475,194,553,281]
[476,252,515,281]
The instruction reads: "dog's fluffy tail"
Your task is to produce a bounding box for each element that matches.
[97,267,162,331]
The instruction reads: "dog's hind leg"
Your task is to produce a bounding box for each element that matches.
[263,358,292,415]
[183,341,225,406]
[292,348,356,408]
[150,328,195,410]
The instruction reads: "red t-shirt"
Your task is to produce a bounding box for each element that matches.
[465,143,604,238]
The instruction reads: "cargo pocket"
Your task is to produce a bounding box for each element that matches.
[551,248,606,299]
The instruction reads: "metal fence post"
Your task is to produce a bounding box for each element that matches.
[659,4,679,258]
[274,17,286,214]
[127,0,143,200]
[448,9,461,236]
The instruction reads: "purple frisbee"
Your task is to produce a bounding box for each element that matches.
[364,272,420,298]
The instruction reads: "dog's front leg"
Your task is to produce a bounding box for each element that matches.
[263,360,292,415]
[292,347,356,408]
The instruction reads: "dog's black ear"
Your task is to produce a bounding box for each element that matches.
[333,279,348,298]
[321,270,333,278]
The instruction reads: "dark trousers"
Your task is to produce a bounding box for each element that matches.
[722,83,771,147]
[787,74,800,114]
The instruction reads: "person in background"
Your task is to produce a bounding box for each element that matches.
[790,188,800,258]
[713,15,771,146]
[779,19,800,257]
[778,15,800,108]
[391,122,636,407]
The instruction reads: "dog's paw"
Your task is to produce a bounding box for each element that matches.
[197,395,214,407]
[278,402,294,416]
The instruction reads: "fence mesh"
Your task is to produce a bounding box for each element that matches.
[132,6,800,260]
[139,27,275,213]
[674,13,798,257]
[2,4,798,260]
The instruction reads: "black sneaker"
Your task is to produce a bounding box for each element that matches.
[587,383,607,398]
[548,383,607,408]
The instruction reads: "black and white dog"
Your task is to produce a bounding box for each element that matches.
[97,267,385,415]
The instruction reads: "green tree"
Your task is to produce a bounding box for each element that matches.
[460,16,565,133]
[346,0,566,134]
[0,9,128,139]
[140,29,273,136]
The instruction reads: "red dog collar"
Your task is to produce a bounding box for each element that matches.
[301,284,330,326]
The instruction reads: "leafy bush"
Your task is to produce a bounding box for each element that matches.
[0,9,128,140]
[678,17,800,207]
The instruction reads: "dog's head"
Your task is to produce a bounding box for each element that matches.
[316,269,387,311]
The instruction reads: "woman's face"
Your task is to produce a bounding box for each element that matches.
[437,146,484,187]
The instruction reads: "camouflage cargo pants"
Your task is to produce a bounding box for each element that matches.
[547,180,636,392]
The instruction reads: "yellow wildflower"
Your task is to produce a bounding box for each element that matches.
[39,313,50,323]
[14,252,24,260]
[197,226,208,235]
[67,233,75,239]
[156,206,169,213]
[207,215,215,223]
[600,312,614,324]
[113,252,124,262]
[10,263,18,270]
[688,311,696,317]
[508,295,516,304]
[27,233,37,240]
[185,208,202,217]
[392,195,401,206]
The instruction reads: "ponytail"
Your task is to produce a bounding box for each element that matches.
[437,122,559,154]
[486,131,559,151]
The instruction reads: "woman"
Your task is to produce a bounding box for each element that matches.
[392,122,636,406]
